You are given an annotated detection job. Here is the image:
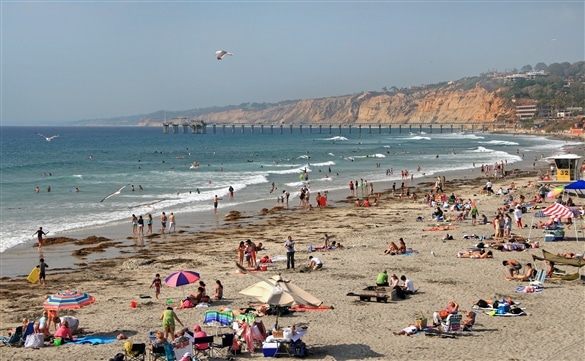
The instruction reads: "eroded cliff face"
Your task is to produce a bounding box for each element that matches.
[141,84,515,125]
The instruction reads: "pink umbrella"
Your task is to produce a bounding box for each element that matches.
[165,270,201,288]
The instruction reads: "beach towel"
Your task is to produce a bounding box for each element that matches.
[514,285,543,294]
[290,305,333,311]
[71,336,117,345]
[270,255,287,262]
[399,249,418,256]
[486,310,526,317]
[204,310,234,326]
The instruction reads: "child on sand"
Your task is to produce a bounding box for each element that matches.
[38,258,49,285]
[150,274,162,299]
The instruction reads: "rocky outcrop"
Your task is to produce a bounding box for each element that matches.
[187,84,514,125]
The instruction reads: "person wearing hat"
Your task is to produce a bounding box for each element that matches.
[376,270,389,286]
[193,324,208,351]
[180,352,192,361]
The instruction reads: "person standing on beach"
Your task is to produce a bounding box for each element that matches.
[33,227,48,248]
[137,215,144,236]
[228,186,234,199]
[160,212,167,234]
[168,212,176,233]
[131,214,138,236]
[37,257,49,285]
[146,214,153,235]
[284,235,295,269]
[160,306,183,341]
[150,273,162,299]
[213,195,221,214]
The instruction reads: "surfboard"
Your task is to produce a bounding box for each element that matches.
[27,267,40,283]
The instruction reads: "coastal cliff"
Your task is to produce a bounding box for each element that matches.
[142,84,515,125]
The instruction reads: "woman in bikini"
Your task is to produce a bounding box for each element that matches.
[383,242,399,255]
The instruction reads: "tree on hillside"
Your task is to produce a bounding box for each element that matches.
[521,64,533,73]
[534,62,548,72]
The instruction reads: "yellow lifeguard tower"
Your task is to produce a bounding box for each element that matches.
[550,154,583,183]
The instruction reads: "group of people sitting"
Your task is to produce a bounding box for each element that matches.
[8,311,81,345]
[393,300,475,336]
[179,280,223,309]
[376,271,416,299]
[148,324,209,360]
[383,238,407,255]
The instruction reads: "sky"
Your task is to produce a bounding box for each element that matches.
[1,1,583,125]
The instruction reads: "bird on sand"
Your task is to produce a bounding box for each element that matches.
[215,50,233,60]
[100,185,128,202]
[36,132,60,142]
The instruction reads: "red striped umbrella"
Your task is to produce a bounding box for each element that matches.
[165,270,201,288]
[44,290,95,310]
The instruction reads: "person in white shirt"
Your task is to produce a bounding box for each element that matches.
[307,256,323,270]
[400,275,416,294]
[513,205,523,228]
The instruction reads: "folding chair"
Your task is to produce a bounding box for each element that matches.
[441,314,463,334]
[529,269,546,288]
[194,335,215,358]
[212,333,235,359]
[1,326,23,347]
[149,345,167,361]
[124,342,146,361]
[173,340,192,360]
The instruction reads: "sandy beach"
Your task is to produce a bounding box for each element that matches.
[1,158,584,361]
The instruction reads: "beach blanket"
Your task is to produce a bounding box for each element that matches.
[472,302,522,311]
[423,328,456,338]
[399,249,419,256]
[290,305,333,311]
[70,336,117,345]
[486,310,526,317]
[515,285,543,294]
[270,255,287,262]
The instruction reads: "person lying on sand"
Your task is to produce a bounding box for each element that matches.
[474,297,515,309]
[457,249,493,259]
[393,323,422,336]
[424,225,456,231]
[383,242,399,255]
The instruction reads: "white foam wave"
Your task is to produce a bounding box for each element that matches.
[479,140,520,146]
[319,136,348,141]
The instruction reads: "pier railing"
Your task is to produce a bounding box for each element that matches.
[162,122,516,134]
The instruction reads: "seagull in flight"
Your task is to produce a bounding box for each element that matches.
[36,132,60,142]
[215,50,233,60]
[100,185,128,203]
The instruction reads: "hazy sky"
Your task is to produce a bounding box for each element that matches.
[2,1,583,125]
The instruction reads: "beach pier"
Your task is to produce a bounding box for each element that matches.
[162,122,510,134]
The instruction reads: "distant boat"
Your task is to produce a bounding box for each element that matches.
[190,161,199,169]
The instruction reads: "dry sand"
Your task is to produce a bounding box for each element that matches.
[1,170,584,361]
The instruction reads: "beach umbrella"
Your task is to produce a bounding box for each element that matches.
[546,186,565,199]
[43,290,95,310]
[165,270,201,288]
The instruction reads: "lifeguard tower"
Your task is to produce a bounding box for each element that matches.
[549,154,583,183]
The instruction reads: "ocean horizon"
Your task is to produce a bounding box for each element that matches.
[0,126,579,253]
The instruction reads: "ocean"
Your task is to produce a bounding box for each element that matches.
[0,126,578,253]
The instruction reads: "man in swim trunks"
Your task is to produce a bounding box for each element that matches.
[502,259,522,277]
[160,212,167,234]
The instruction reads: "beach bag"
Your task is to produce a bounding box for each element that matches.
[292,341,307,358]
[415,311,427,328]
[24,333,44,348]
[476,299,489,309]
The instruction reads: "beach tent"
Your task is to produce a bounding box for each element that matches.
[528,203,579,241]
[531,249,585,279]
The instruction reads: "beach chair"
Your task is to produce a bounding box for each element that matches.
[212,333,235,359]
[149,345,167,361]
[194,335,215,358]
[441,314,463,334]
[529,269,546,288]
[1,326,24,347]
[124,342,146,361]
[173,340,192,361]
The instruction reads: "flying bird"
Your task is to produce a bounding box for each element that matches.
[36,132,60,142]
[100,185,128,203]
[215,50,233,60]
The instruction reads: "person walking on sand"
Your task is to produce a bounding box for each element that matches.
[33,227,48,248]
[284,235,295,269]
[228,186,234,199]
[150,273,162,299]
[160,212,167,234]
[213,195,222,214]
[168,212,176,233]
[131,214,138,236]
[137,215,144,236]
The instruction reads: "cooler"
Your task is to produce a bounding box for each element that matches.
[262,342,278,357]
[544,234,556,242]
